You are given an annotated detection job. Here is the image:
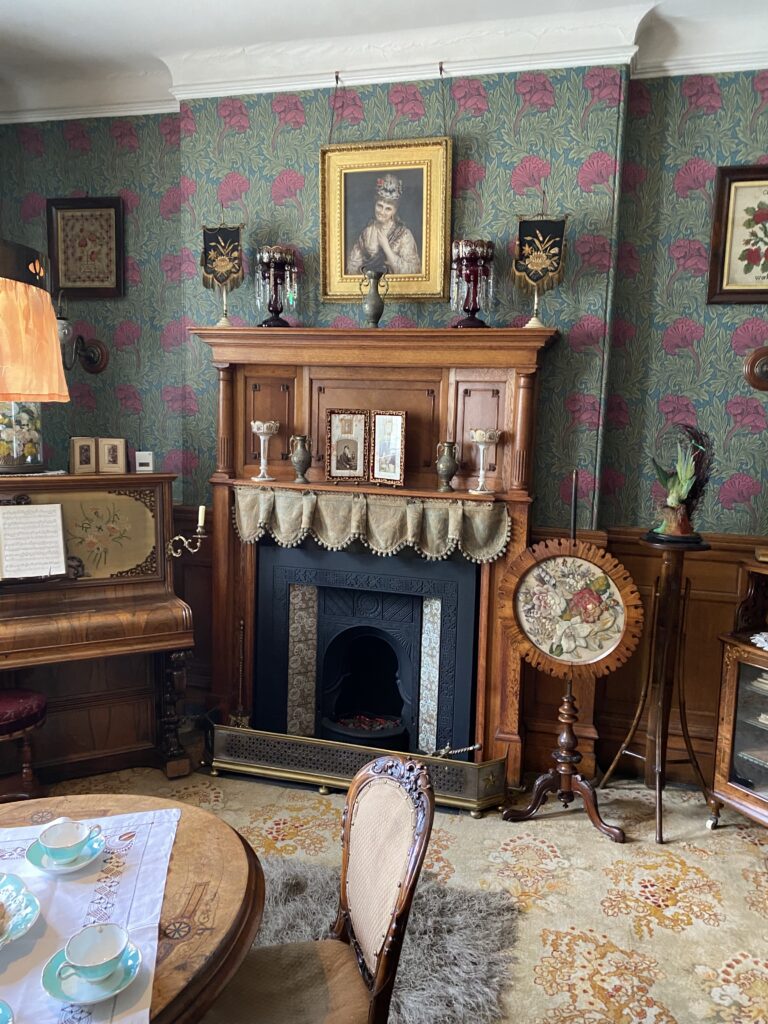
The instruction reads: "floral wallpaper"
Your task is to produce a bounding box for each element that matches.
[604,72,768,535]
[1,65,766,535]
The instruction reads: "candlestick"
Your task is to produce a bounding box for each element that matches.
[468,427,502,495]
[197,505,206,530]
[251,419,280,481]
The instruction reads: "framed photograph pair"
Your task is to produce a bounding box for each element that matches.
[70,436,127,475]
[708,165,768,303]
[320,137,452,301]
[325,409,406,486]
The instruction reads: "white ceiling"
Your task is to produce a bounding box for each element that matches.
[0,0,766,123]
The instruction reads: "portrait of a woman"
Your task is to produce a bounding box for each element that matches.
[346,173,422,276]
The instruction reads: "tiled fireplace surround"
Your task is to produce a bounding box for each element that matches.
[254,540,479,758]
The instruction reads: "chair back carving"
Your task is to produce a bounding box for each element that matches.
[331,754,434,1024]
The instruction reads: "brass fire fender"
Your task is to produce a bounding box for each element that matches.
[211,726,506,816]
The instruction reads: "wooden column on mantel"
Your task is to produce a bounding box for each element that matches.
[194,326,556,788]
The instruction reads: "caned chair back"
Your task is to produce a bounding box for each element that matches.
[333,755,433,1023]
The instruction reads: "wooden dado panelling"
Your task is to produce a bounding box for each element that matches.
[179,507,757,786]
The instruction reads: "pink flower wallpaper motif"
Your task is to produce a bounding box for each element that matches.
[111,120,139,152]
[667,239,709,294]
[621,162,647,195]
[678,76,722,136]
[600,466,626,499]
[179,103,197,138]
[617,242,640,279]
[217,98,250,152]
[218,172,251,219]
[271,169,305,219]
[658,395,698,429]
[329,90,364,127]
[160,316,194,352]
[569,315,606,354]
[674,158,716,200]
[718,473,762,531]
[606,394,630,429]
[388,84,425,133]
[63,122,91,154]
[573,234,612,283]
[116,385,143,414]
[611,317,637,350]
[628,80,652,119]
[513,73,555,135]
[731,318,768,356]
[124,256,142,288]
[449,78,488,131]
[724,397,768,447]
[510,156,551,206]
[271,94,306,148]
[662,317,704,375]
[453,159,486,217]
[119,189,140,216]
[70,383,97,411]
[162,385,199,415]
[20,192,45,223]
[17,125,44,157]
[559,470,596,507]
[114,321,141,367]
[159,115,181,149]
[565,393,601,430]
[582,68,621,127]
[162,449,200,474]
[577,152,616,194]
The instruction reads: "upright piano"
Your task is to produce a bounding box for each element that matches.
[0,473,194,781]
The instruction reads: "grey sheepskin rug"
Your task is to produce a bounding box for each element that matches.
[254,856,518,1024]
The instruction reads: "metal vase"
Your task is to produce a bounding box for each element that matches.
[360,270,388,328]
[289,435,312,483]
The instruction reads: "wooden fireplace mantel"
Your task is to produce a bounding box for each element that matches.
[196,325,557,788]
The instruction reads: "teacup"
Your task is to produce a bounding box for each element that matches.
[56,923,129,983]
[38,818,102,865]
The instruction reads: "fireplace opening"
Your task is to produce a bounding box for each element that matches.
[319,625,414,751]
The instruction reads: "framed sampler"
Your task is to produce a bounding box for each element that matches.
[46,196,125,299]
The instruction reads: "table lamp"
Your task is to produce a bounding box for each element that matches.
[0,238,69,473]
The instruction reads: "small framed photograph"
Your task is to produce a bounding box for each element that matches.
[97,437,127,474]
[69,436,97,475]
[46,196,125,299]
[707,165,768,303]
[369,410,406,487]
[325,409,369,483]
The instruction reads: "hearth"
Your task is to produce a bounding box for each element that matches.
[254,539,478,757]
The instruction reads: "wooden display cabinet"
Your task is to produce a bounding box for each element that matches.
[709,561,768,829]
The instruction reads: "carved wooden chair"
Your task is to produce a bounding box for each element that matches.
[217,754,434,1024]
[0,688,47,801]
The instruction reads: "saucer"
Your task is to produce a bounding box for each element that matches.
[26,832,106,875]
[0,999,13,1024]
[0,873,41,951]
[41,941,142,1006]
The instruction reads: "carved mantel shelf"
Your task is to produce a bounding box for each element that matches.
[195,324,558,788]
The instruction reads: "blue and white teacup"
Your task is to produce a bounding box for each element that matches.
[56,923,129,983]
[38,818,102,865]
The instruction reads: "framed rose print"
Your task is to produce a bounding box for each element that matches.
[97,437,127,474]
[47,196,125,299]
[369,410,406,486]
[707,165,768,303]
[325,409,368,483]
[320,137,452,300]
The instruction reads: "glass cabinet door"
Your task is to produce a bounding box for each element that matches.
[729,660,768,796]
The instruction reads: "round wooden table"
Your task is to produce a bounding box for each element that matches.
[0,794,265,1023]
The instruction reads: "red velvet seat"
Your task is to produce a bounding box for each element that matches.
[0,688,47,799]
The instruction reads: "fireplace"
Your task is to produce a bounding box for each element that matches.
[254,539,478,758]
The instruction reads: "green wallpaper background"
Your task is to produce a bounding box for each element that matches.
[1,66,766,533]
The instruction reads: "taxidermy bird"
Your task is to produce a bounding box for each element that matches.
[651,426,714,536]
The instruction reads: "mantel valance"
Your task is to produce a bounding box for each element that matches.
[233,486,511,563]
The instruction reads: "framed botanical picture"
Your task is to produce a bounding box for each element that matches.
[707,165,768,303]
[97,437,127,474]
[46,196,125,299]
[325,409,369,483]
[369,410,406,487]
[320,136,452,300]
[69,436,97,475]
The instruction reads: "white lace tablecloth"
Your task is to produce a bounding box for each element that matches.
[0,807,179,1024]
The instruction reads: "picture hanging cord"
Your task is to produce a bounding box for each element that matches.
[439,61,448,139]
[328,70,341,146]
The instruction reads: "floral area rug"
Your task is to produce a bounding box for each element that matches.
[53,769,768,1023]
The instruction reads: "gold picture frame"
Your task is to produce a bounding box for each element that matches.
[369,410,406,487]
[325,409,369,483]
[320,137,452,300]
[96,437,127,474]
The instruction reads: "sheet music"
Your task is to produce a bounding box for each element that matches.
[0,502,66,578]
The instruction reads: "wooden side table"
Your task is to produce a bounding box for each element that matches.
[600,535,710,842]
